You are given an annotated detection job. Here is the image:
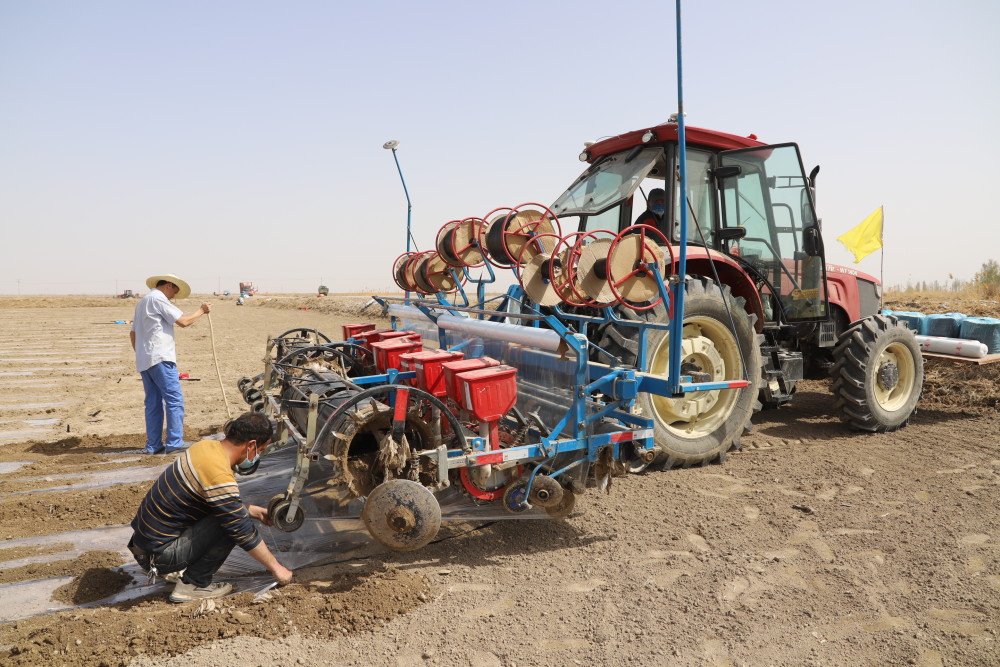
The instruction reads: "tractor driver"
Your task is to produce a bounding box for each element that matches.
[127,412,294,602]
[634,188,667,234]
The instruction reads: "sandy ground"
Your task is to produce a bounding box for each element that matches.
[0,294,997,666]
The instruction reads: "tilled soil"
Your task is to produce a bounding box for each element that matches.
[0,295,997,667]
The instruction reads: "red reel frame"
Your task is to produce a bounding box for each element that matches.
[565,230,619,309]
[404,251,437,294]
[606,225,675,311]
[422,251,468,294]
[435,220,464,267]
[514,231,562,304]
[392,252,418,292]
[500,203,563,266]
[548,232,592,308]
[449,217,486,269]
[480,206,516,269]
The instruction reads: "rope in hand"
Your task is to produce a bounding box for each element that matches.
[207,311,233,419]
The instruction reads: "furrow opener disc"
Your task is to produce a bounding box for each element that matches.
[362,479,442,551]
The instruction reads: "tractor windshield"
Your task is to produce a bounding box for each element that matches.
[718,143,827,323]
[551,148,661,216]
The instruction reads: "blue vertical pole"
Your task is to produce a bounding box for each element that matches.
[390,146,413,303]
[390,147,413,253]
[667,0,687,394]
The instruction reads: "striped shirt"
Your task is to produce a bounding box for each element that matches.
[131,439,261,554]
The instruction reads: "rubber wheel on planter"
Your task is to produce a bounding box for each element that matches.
[269,499,305,532]
[830,314,923,431]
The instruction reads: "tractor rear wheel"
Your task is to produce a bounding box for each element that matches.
[603,277,761,468]
[830,314,923,431]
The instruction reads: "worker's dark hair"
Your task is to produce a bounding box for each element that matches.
[648,188,666,200]
[224,412,275,445]
[155,280,170,287]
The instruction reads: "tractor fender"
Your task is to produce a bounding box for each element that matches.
[671,248,765,333]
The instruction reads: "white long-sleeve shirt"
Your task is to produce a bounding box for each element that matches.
[131,289,183,372]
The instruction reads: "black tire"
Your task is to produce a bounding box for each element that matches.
[619,277,761,468]
[830,314,923,431]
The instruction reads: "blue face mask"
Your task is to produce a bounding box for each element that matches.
[651,204,665,216]
[235,442,261,472]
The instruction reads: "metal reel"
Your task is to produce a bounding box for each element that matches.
[435,220,464,266]
[362,479,442,551]
[516,232,562,306]
[575,237,616,304]
[450,217,485,267]
[406,251,439,294]
[500,203,561,266]
[392,252,418,291]
[421,252,465,294]
[606,225,673,311]
[480,207,516,268]
[549,232,593,307]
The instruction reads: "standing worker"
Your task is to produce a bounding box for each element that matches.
[130,273,211,454]
[128,412,294,602]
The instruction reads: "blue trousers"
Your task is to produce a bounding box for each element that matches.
[154,516,235,587]
[140,361,184,452]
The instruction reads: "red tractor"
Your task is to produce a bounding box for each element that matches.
[549,120,924,468]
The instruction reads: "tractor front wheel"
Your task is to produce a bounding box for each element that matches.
[830,314,923,431]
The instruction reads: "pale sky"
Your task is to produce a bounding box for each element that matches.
[2,0,998,295]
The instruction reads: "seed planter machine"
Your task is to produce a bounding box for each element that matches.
[237,206,750,552]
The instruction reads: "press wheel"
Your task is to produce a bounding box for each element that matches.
[267,494,305,532]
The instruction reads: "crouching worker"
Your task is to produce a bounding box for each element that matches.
[127,412,294,603]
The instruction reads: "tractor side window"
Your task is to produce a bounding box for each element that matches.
[583,204,623,234]
[720,144,828,323]
[673,149,716,246]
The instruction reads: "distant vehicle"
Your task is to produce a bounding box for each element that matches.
[239,282,258,297]
[318,285,329,296]
[117,289,136,299]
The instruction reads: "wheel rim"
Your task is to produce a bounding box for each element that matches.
[647,318,743,438]
[874,341,916,412]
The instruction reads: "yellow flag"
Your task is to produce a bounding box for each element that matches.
[837,206,883,263]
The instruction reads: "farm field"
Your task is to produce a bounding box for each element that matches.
[0,294,998,667]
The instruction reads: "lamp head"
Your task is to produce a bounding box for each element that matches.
[383,140,400,150]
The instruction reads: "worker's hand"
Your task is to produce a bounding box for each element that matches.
[200,302,212,314]
[246,504,272,526]
[271,563,294,586]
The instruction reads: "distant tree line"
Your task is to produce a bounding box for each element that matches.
[887,259,999,299]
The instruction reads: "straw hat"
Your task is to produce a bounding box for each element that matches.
[146,274,191,300]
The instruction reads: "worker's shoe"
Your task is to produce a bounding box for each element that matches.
[164,441,193,454]
[169,581,232,603]
[160,568,186,584]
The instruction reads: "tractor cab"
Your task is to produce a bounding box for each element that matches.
[550,124,829,326]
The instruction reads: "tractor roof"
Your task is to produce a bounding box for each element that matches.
[586,122,765,160]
